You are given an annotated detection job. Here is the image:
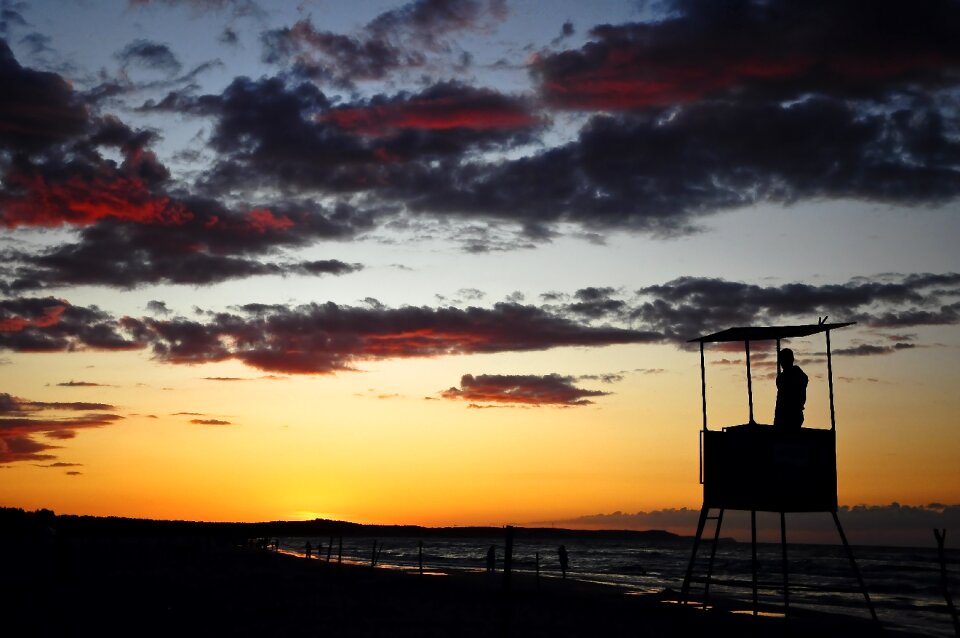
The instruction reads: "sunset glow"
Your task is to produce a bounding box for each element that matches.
[1,0,959,546]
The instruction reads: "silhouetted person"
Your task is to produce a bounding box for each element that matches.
[305,541,312,560]
[774,348,807,427]
[558,545,569,579]
[486,545,496,573]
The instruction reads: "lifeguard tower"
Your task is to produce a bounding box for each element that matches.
[680,321,877,620]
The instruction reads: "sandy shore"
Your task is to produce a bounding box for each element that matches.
[2,537,920,637]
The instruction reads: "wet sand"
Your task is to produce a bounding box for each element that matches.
[2,538,920,637]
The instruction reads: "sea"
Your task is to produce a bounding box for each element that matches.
[278,533,959,637]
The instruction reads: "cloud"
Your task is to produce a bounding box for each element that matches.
[630,273,960,343]
[189,418,231,425]
[152,76,543,201]
[0,392,123,463]
[578,372,625,384]
[832,343,917,356]
[120,300,658,374]
[0,435,56,463]
[1,188,371,290]
[0,48,371,291]
[56,381,112,387]
[0,3,29,39]
[261,0,506,85]
[408,100,960,234]
[219,27,239,46]
[566,287,626,319]
[322,82,539,135]
[0,297,140,352]
[0,39,90,153]
[5,33,956,275]
[128,0,265,19]
[146,300,170,315]
[441,373,610,406]
[289,260,363,277]
[115,39,182,75]
[0,165,188,228]
[3,273,956,376]
[531,0,960,111]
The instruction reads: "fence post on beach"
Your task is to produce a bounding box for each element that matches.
[419,540,424,575]
[338,536,342,566]
[934,529,960,637]
[536,551,540,589]
[503,526,514,592]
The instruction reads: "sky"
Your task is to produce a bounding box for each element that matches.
[1,0,959,546]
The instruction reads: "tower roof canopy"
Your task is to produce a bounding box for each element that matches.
[688,322,855,344]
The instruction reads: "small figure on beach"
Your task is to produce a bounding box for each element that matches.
[774,348,807,428]
[558,545,569,579]
[485,545,496,573]
[305,541,312,560]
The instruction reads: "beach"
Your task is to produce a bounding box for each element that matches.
[2,534,926,637]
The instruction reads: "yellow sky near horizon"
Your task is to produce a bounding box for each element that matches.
[3,327,958,526]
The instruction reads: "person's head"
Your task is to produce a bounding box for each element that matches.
[779,348,795,368]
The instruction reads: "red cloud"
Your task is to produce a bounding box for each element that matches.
[0,304,65,332]
[537,51,814,110]
[533,6,960,111]
[244,208,295,233]
[325,98,537,135]
[322,83,538,135]
[0,170,192,228]
[441,373,610,407]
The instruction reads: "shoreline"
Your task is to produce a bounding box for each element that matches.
[2,536,926,637]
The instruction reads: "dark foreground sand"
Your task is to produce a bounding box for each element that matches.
[2,538,920,637]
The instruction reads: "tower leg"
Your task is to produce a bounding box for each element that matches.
[781,511,789,618]
[831,511,878,623]
[751,510,758,616]
[703,508,724,609]
[681,505,710,605]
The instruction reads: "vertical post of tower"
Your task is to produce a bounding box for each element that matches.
[776,338,781,379]
[700,341,708,432]
[826,330,836,431]
[745,340,755,424]
[751,509,758,615]
[781,511,789,617]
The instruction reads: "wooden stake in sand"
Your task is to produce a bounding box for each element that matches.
[934,529,960,637]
